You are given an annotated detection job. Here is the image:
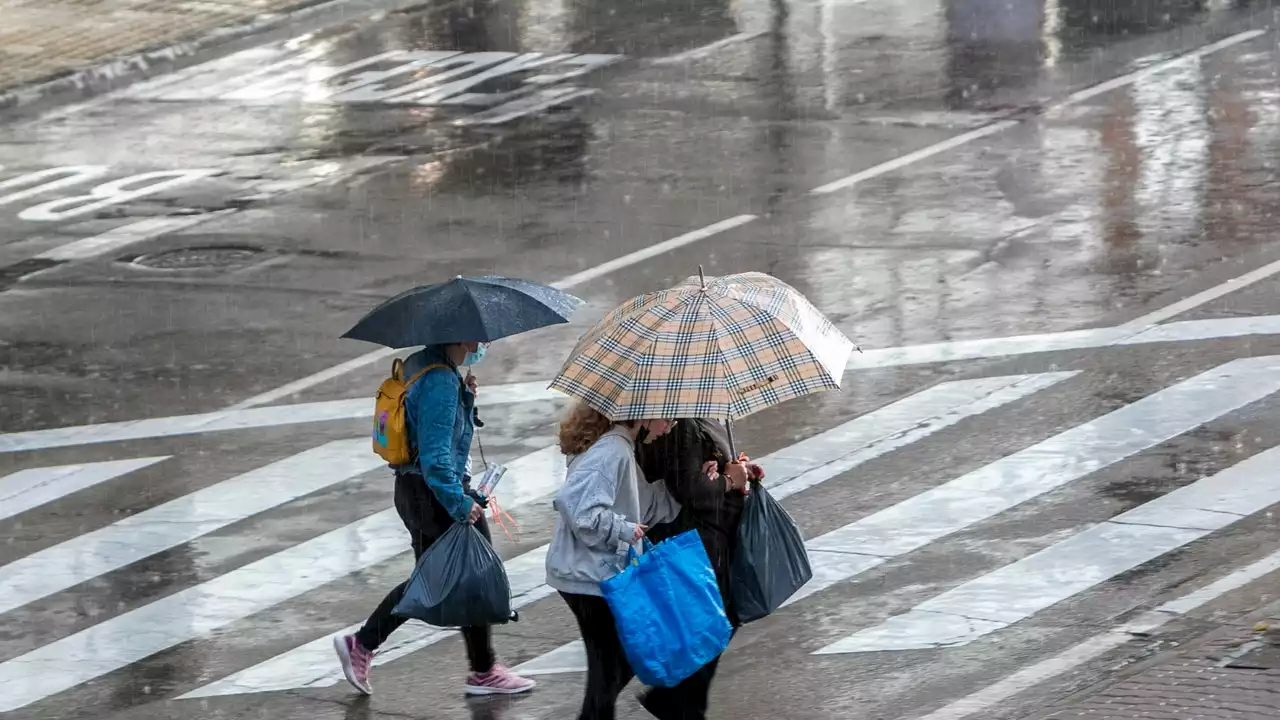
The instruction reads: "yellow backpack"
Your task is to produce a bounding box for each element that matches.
[372,358,448,464]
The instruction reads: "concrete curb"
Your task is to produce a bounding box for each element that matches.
[0,0,349,115]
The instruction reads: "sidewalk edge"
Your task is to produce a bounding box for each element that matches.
[1021,596,1280,720]
[0,0,348,115]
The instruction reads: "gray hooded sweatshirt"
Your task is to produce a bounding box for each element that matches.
[545,426,681,597]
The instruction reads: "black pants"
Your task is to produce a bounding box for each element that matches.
[355,472,495,674]
[561,591,634,720]
[638,628,737,720]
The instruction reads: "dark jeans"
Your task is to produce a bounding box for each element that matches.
[560,591,634,720]
[354,472,495,674]
[638,628,737,720]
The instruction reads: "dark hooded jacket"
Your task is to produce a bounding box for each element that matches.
[635,418,745,625]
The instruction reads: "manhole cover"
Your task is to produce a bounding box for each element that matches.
[131,245,266,270]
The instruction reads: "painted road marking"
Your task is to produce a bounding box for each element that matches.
[1121,259,1280,327]
[647,31,768,66]
[914,548,1280,720]
[0,380,560,454]
[810,29,1263,196]
[0,456,169,522]
[230,308,1280,412]
[126,47,621,121]
[229,214,759,409]
[0,439,383,618]
[796,356,1280,597]
[846,314,1280,370]
[0,166,111,207]
[514,639,588,677]
[507,357,1280,677]
[181,545,555,698]
[224,28,1266,409]
[814,443,1280,654]
[34,212,232,261]
[16,169,222,222]
[12,314,1280,455]
[0,442,561,712]
[184,372,1065,696]
[519,356,1280,675]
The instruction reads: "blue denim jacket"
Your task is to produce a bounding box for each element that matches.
[393,345,475,522]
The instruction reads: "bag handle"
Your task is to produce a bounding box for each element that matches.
[625,537,655,567]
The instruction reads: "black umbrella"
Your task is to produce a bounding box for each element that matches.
[342,275,584,349]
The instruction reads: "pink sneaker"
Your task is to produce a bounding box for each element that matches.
[333,634,373,695]
[464,663,536,695]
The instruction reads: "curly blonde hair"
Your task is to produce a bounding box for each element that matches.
[557,401,616,456]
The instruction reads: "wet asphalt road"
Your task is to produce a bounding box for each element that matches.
[5,0,1280,718]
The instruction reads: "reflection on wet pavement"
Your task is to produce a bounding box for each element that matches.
[3,1,1280,718]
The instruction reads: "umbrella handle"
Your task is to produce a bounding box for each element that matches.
[724,418,737,458]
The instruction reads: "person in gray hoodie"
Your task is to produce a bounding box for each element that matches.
[545,402,681,720]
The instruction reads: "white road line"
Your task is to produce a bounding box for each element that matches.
[0,381,560,454]
[188,372,1067,695]
[1121,256,1280,327]
[811,121,1020,195]
[504,374,1077,679]
[549,215,758,290]
[0,442,561,712]
[230,214,758,409]
[1056,30,1266,108]
[514,639,587,676]
[845,314,1280,370]
[811,29,1263,197]
[914,547,1280,720]
[815,443,1280,654]
[515,355,1280,676]
[181,545,555,698]
[0,439,383,617]
[34,212,233,262]
[12,315,1280,456]
[747,372,1079,503]
[647,31,768,66]
[797,355,1280,599]
[222,350,398,410]
[0,456,169,521]
[216,27,1270,410]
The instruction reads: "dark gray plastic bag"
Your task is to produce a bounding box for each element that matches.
[729,481,813,624]
[392,522,513,627]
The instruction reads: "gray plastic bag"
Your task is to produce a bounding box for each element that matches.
[392,523,513,627]
[729,481,813,624]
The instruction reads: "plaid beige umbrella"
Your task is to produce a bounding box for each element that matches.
[549,271,855,421]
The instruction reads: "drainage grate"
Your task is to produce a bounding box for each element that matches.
[130,245,266,270]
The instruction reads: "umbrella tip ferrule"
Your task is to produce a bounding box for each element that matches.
[697,264,707,291]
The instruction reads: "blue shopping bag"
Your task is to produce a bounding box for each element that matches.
[599,530,733,687]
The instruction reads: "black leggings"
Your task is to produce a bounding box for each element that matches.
[354,473,495,674]
[638,628,736,720]
[560,592,634,720]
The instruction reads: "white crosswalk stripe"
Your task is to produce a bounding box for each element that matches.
[815,442,1280,654]
[186,371,1070,696]
[0,456,169,521]
[0,439,384,617]
[4,351,1280,715]
[511,355,1280,676]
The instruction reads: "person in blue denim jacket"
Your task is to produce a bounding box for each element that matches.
[334,341,535,697]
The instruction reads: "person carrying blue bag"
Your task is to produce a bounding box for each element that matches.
[545,402,688,720]
[633,418,762,719]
